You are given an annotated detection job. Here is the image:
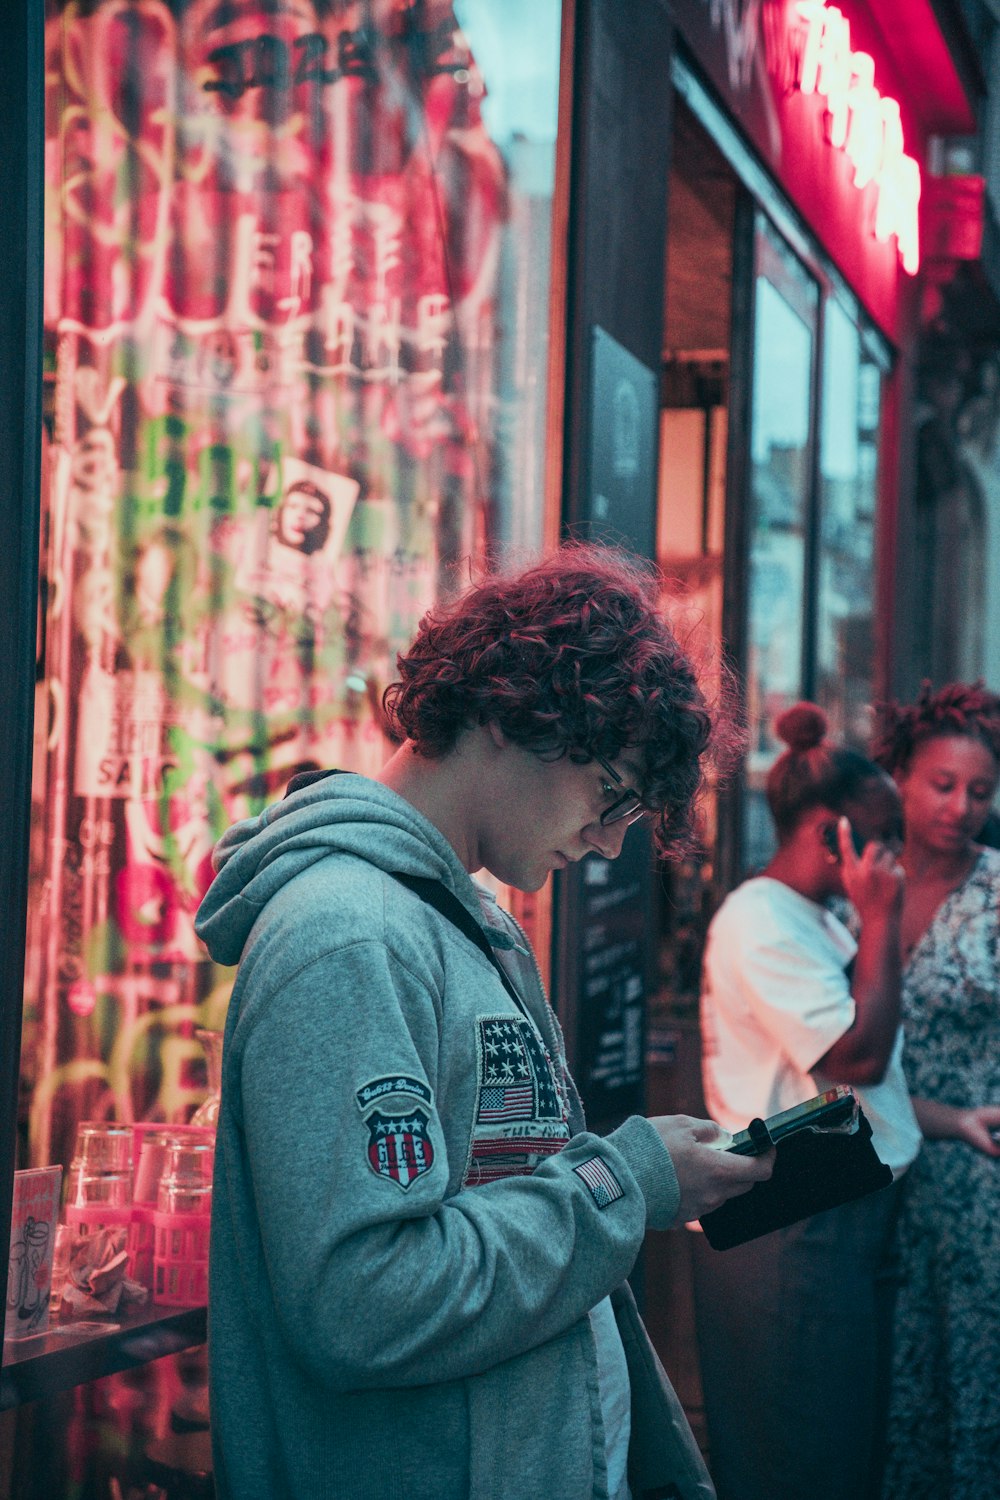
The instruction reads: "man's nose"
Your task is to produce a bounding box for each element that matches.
[583,817,629,860]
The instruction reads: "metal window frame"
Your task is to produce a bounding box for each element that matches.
[0,0,45,1359]
[673,50,894,882]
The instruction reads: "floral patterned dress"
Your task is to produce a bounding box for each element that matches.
[883,847,1000,1500]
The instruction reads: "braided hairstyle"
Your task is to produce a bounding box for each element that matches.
[872,680,1000,774]
[766,702,885,841]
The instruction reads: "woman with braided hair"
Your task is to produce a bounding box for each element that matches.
[692,702,920,1500]
[873,682,1000,1500]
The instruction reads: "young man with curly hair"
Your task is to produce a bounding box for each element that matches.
[196,544,771,1500]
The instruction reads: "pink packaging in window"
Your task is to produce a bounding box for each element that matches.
[5,1166,62,1339]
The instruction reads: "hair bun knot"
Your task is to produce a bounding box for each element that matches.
[775,701,827,753]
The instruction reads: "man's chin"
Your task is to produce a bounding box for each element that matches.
[498,869,549,894]
[476,860,553,894]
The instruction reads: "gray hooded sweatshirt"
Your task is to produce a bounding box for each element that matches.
[195,773,714,1500]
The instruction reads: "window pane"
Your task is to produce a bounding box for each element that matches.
[743,226,817,873]
[453,0,561,556]
[29,1,561,1179]
[815,299,882,748]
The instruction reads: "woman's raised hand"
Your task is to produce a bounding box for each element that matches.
[838,815,904,920]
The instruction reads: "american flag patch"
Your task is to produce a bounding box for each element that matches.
[478,1084,534,1121]
[464,1014,570,1188]
[574,1156,624,1209]
[475,1016,563,1123]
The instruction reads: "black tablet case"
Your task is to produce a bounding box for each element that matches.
[698,1103,893,1250]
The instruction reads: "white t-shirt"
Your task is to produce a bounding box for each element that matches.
[700,878,921,1176]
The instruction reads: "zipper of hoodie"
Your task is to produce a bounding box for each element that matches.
[498,908,548,1023]
[493,906,578,1128]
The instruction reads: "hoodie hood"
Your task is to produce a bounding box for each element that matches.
[195,773,476,966]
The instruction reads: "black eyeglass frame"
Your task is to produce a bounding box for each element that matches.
[594,755,650,827]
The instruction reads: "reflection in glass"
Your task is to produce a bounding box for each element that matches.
[743,226,817,873]
[454,0,561,557]
[816,299,883,748]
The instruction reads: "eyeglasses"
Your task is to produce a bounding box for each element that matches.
[595,756,651,827]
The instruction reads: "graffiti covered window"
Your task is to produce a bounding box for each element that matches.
[28,0,562,1170]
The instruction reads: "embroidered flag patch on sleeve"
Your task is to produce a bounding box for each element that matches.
[574,1156,624,1209]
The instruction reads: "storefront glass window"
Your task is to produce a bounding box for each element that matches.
[815,298,883,748]
[28,0,561,1175]
[454,0,560,554]
[743,220,818,873]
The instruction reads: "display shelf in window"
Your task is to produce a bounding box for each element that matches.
[1,1300,206,1411]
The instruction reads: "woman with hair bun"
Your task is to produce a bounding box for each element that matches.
[873,681,1000,1500]
[691,702,921,1500]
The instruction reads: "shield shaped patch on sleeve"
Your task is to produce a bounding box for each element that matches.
[366,1108,434,1190]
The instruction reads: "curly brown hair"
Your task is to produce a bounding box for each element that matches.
[766,701,888,840]
[383,544,743,856]
[872,680,1000,774]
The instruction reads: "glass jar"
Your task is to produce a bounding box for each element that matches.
[190,1029,223,1129]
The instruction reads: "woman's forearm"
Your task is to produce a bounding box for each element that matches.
[912,1096,966,1139]
[816,912,901,1084]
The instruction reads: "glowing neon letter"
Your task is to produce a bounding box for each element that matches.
[794,0,921,274]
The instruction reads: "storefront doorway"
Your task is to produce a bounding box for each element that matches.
[645,93,893,1444]
[653,95,892,1029]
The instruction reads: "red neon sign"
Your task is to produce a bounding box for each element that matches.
[795,1,921,274]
